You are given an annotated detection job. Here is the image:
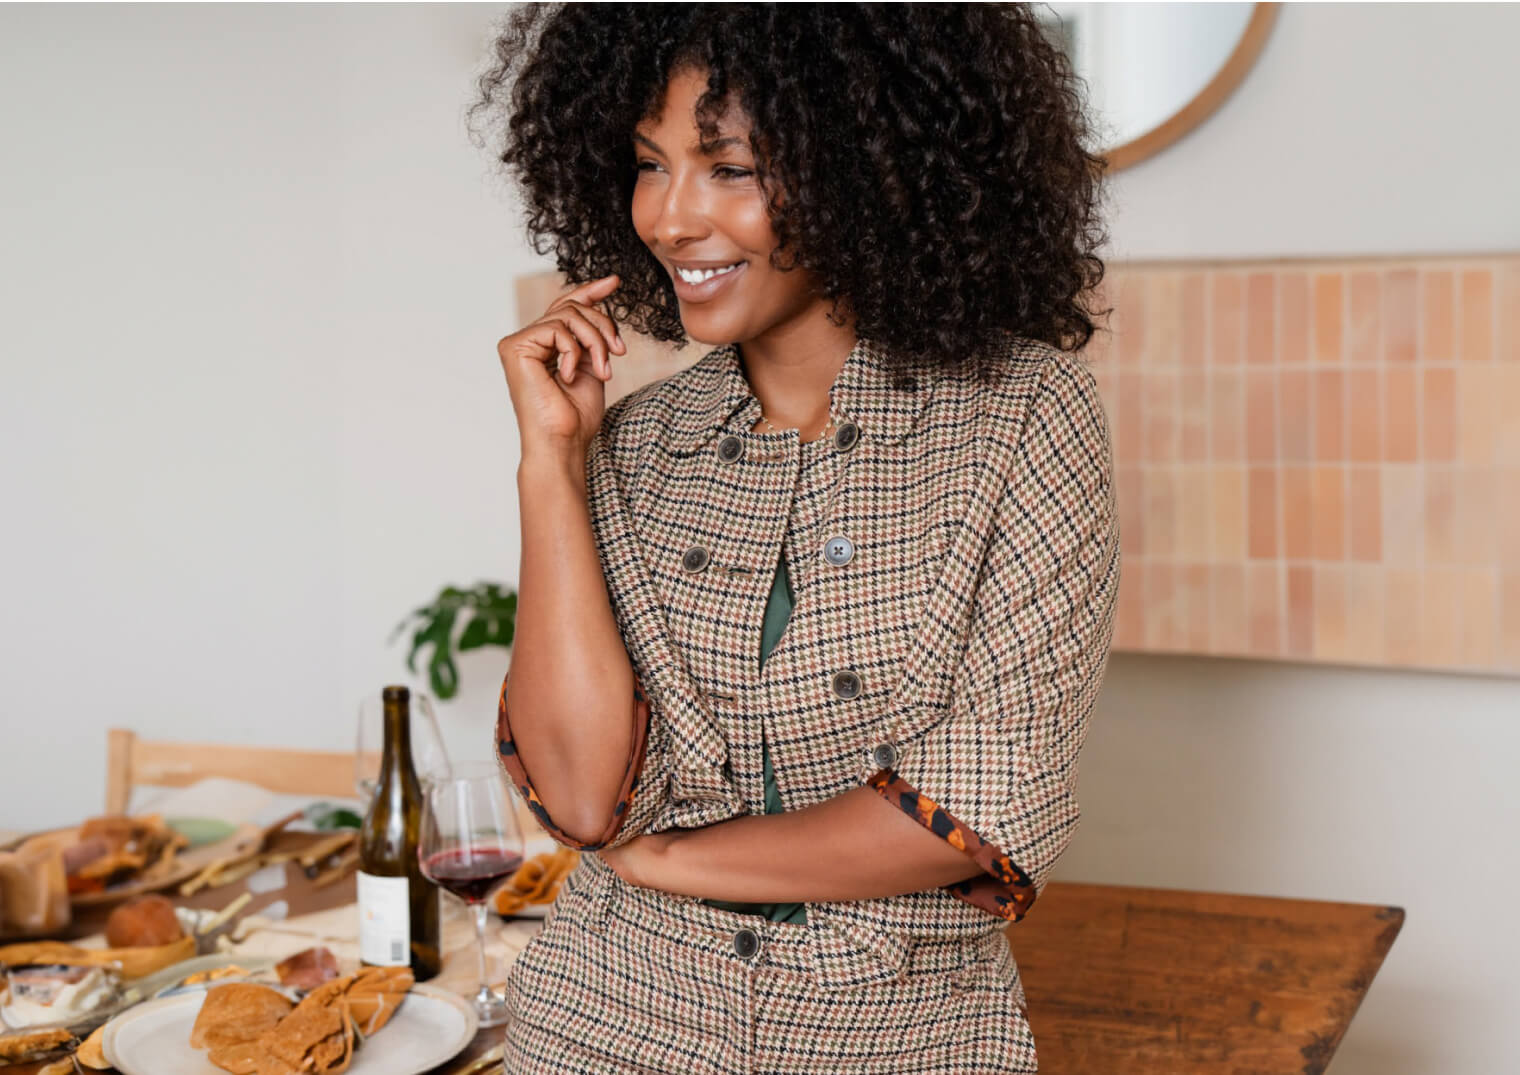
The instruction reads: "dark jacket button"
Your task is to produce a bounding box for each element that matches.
[833,421,860,452]
[822,535,855,566]
[831,670,862,700]
[872,742,899,769]
[733,927,760,960]
[681,545,711,573]
[716,434,744,464]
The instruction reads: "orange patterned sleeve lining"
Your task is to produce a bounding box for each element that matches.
[495,669,651,852]
[866,768,1037,923]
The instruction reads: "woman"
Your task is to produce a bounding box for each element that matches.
[473,5,1118,1071]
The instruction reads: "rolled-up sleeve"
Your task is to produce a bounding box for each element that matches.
[495,668,670,852]
[867,354,1120,922]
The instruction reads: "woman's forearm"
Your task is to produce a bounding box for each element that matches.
[648,786,986,903]
[507,449,636,844]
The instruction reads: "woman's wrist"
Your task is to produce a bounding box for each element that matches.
[517,442,587,494]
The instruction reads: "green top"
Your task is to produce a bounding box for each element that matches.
[699,549,807,925]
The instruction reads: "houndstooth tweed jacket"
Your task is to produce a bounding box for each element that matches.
[497,331,1120,991]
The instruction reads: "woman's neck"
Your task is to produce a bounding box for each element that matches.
[738,312,857,438]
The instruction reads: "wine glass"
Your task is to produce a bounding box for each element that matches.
[355,691,452,802]
[418,761,524,1028]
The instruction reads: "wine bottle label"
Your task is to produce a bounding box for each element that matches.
[357,871,411,966]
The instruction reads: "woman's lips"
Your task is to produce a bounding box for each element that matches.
[671,261,745,303]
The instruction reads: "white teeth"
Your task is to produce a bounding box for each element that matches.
[677,262,741,284]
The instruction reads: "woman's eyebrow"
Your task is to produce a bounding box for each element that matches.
[633,133,747,155]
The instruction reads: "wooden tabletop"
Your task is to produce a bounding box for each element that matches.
[6,835,1401,1074]
[1013,881,1404,1075]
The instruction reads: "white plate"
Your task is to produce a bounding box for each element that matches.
[101,983,478,1075]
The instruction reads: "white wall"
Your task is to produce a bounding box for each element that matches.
[1,3,1515,1070]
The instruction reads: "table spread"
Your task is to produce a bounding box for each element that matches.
[1,819,1403,1074]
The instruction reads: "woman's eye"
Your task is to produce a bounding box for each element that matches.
[715,166,753,179]
[635,161,658,173]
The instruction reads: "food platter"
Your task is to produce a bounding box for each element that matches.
[101,983,478,1075]
[1,821,263,909]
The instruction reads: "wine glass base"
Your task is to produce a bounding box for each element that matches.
[473,991,511,1028]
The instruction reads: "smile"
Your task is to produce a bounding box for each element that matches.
[670,261,746,303]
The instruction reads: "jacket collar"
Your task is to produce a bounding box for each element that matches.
[667,336,930,453]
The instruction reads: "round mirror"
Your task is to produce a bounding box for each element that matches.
[1039,2,1279,171]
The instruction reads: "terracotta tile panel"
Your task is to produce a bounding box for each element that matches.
[1455,568,1497,669]
[1180,369,1209,462]
[1143,468,1177,559]
[1383,367,1418,463]
[1383,269,1417,364]
[1496,366,1520,466]
[1280,271,1309,367]
[1211,466,1247,562]
[1344,566,1387,665]
[1113,563,1144,650]
[1182,563,1211,652]
[1499,261,1520,363]
[1313,272,1344,364]
[1459,268,1493,362]
[1422,367,1456,463]
[1149,272,1183,368]
[1143,561,1182,650]
[1421,270,1455,361]
[1420,568,1463,668]
[1245,369,1277,464]
[1286,565,1314,659]
[1349,271,1381,365]
[1500,571,1520,670]
[1423,468,1457,566]
[1246,272,1276,365]
[1381,464,1423,567]
[1385,568,1423,666]
[1279,369,1311,464]
[1456,366,1496,465]
[1247,562,1282,656]
[1117,370,1143,462]
[1497,469,1520,569]
[1181,273,1207,367]
[1452,469,1496,568]
[1211,369,1245,462]
[1281,466,1313,561]
[1116,466,1145,560]
[1212,273,1244,366]
[1176,469,1212,563]
[1114,272,1147,367]
[1248,467,1278,560]
[1211,564,1248,655]
[1143,371,1179,462]
[1312,565,1350,662]
[1347,368,1382,463]
[1311,466,1347,562]
[1347,466,1382,563]
[1313,369,1345,463]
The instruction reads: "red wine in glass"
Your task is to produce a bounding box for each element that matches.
[418,761,525,1028]
[421,846,523,903]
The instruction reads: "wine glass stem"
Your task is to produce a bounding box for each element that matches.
[472,901,492,998]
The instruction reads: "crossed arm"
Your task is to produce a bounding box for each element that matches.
[598,784,989,903]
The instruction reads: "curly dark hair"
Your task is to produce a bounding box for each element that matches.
[466,2,1111,376]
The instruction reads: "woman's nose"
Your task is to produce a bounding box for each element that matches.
[651,171,710,248]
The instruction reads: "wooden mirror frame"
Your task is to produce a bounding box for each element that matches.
[1104,2,1280,173]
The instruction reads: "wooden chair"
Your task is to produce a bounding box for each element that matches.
[104,728,361,815]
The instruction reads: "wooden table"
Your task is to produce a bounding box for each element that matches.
[6,834,1400,1074]
[1014,881,1403,1074]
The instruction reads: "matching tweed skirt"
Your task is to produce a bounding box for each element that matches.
[502,853,1038,1073]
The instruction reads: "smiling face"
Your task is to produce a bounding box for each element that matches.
[631,66,828,347]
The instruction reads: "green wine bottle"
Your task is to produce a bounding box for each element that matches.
[357,685,441,981]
